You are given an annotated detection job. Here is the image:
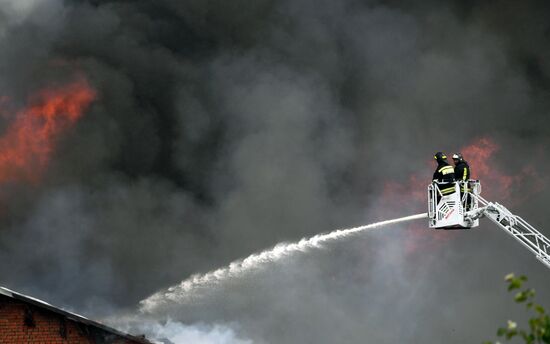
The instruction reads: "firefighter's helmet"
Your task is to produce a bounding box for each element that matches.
[434,152,447,161]
[452,153,463,161]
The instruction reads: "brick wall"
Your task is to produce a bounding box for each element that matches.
[0,295,147,344]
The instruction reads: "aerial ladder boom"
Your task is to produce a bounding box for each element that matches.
[467,195,550,269]
[428,180,550,270]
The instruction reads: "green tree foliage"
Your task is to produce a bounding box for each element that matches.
[484,273,550,344]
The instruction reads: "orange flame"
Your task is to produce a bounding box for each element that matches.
[0,78,96,183]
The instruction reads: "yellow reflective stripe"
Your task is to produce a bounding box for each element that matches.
[440,187,455,194]
[439,166,454,175]
[463,168,467,181]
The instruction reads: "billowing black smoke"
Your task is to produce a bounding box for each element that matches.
[0,0,549,343]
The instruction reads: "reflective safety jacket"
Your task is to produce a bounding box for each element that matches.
[433,162,456,195]
[454,161,470,181]
[454,160,471,191]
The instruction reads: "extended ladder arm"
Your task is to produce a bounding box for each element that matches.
[467,196,550,269]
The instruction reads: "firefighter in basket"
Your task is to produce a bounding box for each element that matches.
[432,152,456,201]
[452,152,471,210]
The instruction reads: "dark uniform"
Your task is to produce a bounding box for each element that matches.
[453,153,471,209]
[433,152,456,196]
[454,160,470,184]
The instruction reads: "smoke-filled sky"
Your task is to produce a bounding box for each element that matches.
[1,0,550,343]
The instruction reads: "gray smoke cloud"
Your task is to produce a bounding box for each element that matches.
[0,0,549,343]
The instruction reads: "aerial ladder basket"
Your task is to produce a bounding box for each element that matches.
[428,180,481,229]
[428,180,550,269]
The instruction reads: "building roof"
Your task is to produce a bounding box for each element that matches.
[0,286,151,344]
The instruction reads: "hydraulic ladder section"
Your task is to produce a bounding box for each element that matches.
[467,195,550,269]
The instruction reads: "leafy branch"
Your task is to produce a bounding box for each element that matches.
[484,273,550,344]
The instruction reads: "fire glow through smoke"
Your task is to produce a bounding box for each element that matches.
[0,78,96,183]
[460,137,545,203]
[382,137,544,206]
[381,137,547,255]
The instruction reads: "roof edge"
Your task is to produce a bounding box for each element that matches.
[0,286,150,343]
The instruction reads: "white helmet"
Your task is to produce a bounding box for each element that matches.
[452,153,463,161]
